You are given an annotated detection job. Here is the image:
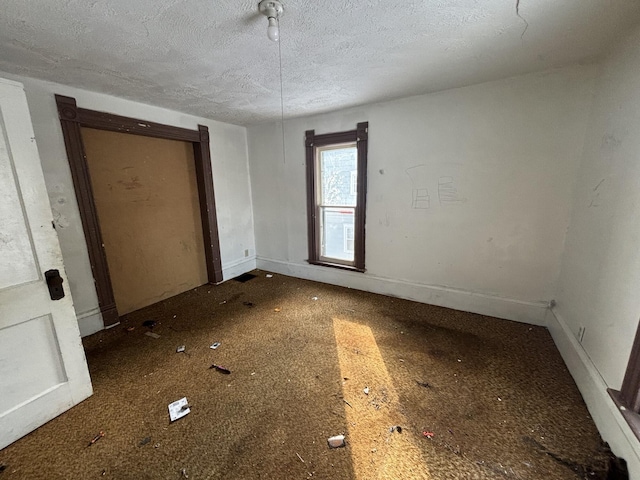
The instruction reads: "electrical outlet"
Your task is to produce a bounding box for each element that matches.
[244,249,249,257]
[577,326,586,343]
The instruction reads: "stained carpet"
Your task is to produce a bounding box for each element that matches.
[0,271,617,479]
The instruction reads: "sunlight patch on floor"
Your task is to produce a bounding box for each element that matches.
[333,317,431,479]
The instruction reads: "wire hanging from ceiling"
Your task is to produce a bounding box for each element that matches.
[259,0,286,164]
[277,17,286,165]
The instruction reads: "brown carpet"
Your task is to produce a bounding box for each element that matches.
[0,271,615,479]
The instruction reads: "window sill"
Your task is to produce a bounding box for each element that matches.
[307,260,365,273]
[608,388,640,443]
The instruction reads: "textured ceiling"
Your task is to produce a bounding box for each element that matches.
[1,0,639,125]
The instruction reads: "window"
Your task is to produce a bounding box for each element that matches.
[305,122,368,271]
[349,170,357,195]
[344,224,354,254]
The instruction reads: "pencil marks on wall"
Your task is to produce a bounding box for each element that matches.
[412,189,431,209]
[588,178,605,208]
[405,164,466,210]
[438,176,464,205]
[405,165,430,209]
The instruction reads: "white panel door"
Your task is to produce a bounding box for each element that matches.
[0,78,92,450]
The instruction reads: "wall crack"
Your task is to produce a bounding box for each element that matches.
[516,0,529,39]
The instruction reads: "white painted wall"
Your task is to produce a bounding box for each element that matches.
[556,26,640,389]
[0,72,256,336]
[551,25,640,476]
[248,65,597,324]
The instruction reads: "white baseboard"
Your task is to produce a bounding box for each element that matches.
[547,307,640,479]
[256,257,549,326]
[76,308,103,337]
[222,256,257,282]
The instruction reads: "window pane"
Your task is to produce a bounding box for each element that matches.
[319,146,357,207]
[320,207,355,262]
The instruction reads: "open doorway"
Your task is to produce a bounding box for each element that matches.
[56,95,223,325]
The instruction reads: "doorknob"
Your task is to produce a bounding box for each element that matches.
[45,269,65,300]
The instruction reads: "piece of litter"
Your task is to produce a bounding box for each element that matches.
[210,342,221,349]
[139,436,151,446]
[101,469,106,476]
[176,345,186,353]
[266,274,273,278]
[219,300,227,304]
[88,431,105,447]
[498,397,502,401]
[363,387,369,395]
[145,331,160,339]
[173,315,177,319]
[423,431,435,438]
[274,307,281,312]
[125,326,135,332]
[142,320,156,328]
[154,443,160,448]
[390,425,403,433]
[168,397,190,422]
[181,468,188,478]
[311,297,318,301]
[251,372,256,376]
[296,452,305,463]
[210,364,231,374]
[327,435,345,448]
[457,359,462,362]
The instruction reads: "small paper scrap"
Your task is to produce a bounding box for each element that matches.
[145,331,160,339]
[266,274,273,278]
[176,345,186,353]
[210,342,221,349]
[168,397,190,422]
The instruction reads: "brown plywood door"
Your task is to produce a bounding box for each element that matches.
[81,128,208,315]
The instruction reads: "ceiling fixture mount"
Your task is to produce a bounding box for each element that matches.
[258,0,283,42]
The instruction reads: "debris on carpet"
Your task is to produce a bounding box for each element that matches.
[88,431,105,447]
[210,364,231,374]
[168,398,190,422]
[327,435,346,448]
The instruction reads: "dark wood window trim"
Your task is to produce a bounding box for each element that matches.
[608,321,640,442]
[55,95,223,327]
[305,122,368,272]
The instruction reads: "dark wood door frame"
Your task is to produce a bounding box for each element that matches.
[55,95,223,327]
[609,321,640,441]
